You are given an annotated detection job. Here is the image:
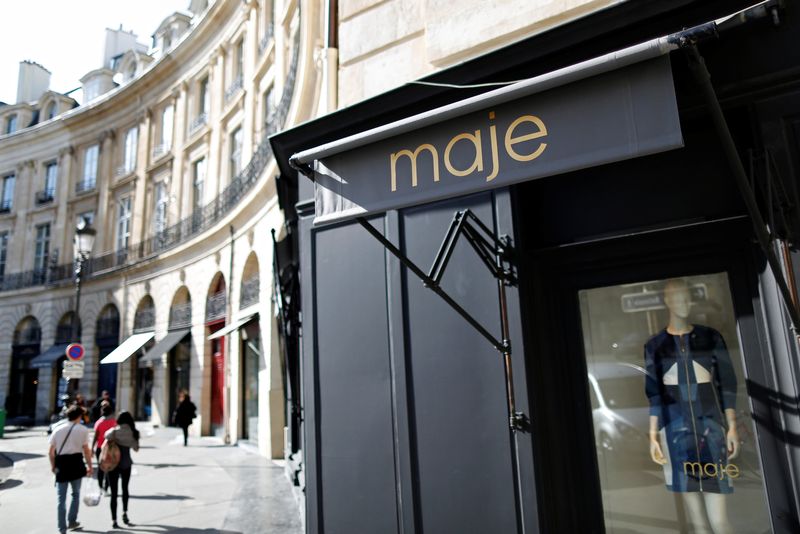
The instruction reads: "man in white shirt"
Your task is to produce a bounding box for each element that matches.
[48,405,93,534]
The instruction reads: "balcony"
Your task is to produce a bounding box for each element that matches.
[75,180,96,194]
[115,165,134,178]
[225,76,243,104]
[189,113,207,135]
[169,301,193,329]
[0,199,11,213]
[152,143,171,160]
[206,291,227,322]
[240,276,260,309]
[35,189,55,205]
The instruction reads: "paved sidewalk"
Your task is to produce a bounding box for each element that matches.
[0,425,303,534]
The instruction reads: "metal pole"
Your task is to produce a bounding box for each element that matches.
[70,256,83,393]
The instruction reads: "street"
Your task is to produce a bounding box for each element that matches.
[0,424,303,534]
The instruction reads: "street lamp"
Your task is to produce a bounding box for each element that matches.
[71,217,96,344]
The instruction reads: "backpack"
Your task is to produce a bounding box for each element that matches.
[99,439,121,473]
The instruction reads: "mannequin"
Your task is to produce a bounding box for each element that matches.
[644,279,739,534]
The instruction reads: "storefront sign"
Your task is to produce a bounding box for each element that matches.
[312,56,682,225]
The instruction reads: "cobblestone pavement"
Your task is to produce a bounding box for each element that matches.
[0,424,304,534]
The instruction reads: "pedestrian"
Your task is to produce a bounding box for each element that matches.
[90,390,115,423]
[104,411,140,529]
[48,404,93,534]
[73,393,91,426]
[172,390,197,446]
[92,401,116,494]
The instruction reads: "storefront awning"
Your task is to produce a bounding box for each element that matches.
[290,35,684,226]
[100,332,155,364]
[138,329,190,367]
[29,344,69,369]
[208,313,259,340]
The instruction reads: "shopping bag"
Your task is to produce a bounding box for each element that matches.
[83,478,102,507]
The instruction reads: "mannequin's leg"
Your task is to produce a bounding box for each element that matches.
[703,493,732,534]
[682,493,713,533]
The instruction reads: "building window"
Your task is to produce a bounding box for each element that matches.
[235,39,244,80]
[193,158,206,211]
[230,127,243,180]
[123,126,138,173]
[45,162,57,196]
[34,223,50,274]
[46,102,57,120]
[0,231,8,280]
[6,114,17,134]
[199,76,210,116]
[161,105,174,150]
[116,197,131,251]
[263,86,275,124]
[154,182,168,235]
[80,144,99,191]
[1,174,15,212]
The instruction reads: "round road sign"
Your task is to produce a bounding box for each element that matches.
[66,343,85,361]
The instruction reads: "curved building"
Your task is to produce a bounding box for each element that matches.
[0,0,319,466]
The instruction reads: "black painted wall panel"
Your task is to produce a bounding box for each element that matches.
[314,221,399,534]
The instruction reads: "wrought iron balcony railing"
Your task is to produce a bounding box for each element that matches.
[206,291,227,322]
[0,19,301,294]
[0,199,10,213]
[75,179,96,194]
[189,113,207,135]
[259,25,274,54]
[240,276,260,309]
[169,301,193,329]
[116,165,135,177]
[35,189,55,205]
[133,307,155,333]
[225,76,243,103]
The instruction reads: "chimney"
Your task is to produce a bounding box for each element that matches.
[16,61,51,103]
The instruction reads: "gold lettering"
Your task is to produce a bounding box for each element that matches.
[390,144,439,192]
[725,463,740,478]
[703,463,718,478]
[504,115,547,162]
[444,131,483,177]
[683,462,703,477]
[486,112,499,183]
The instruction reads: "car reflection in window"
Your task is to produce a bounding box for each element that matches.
[588,362,650,466]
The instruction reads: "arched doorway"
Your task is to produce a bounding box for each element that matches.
[240,253,261,442]
[206,273,226,436]
[133,296,156,420]
[8,316,41,422]
[168,287,192,419]
[95,305,120,400]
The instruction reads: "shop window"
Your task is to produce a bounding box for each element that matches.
[578,273,770,533]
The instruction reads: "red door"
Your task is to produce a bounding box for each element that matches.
[211,337,225,428]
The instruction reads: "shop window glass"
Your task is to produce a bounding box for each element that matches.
[578,273,770,533]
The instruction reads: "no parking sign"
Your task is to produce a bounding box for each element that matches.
[65,343,85,361]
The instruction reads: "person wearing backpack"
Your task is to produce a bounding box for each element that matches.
[172,390,197,446]
[92,401,116,494]
[48,404,94,534]
[103,411,139,529]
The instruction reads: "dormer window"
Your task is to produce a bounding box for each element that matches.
[46,102,57,120]
[6,114,17,134]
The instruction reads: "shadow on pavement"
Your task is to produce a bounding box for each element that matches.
[80,526,242,533]
[2,451,44,462]
[130,493,193,501]
[136,463,197,469]
[0,478,23,490]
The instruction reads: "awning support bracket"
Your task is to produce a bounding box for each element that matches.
[357,210,530,433]
[680,39,800,333]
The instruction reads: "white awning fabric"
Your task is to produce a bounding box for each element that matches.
[208,313,259,340]
[99,332,155,364]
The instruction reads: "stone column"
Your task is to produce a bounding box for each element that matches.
[131,109,152,246]
[94,130,115,253]
[54,146,74,259]
[208,47,226,196]
[171,85,188,222]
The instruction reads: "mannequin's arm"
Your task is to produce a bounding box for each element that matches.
[725,408,739,459]
[649,415,667,465]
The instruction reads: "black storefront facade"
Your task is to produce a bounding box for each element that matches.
[270,2,800,532]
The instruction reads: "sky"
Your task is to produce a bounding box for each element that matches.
[0,0,190,104]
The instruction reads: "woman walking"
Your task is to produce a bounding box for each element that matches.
[172,390,197,446]
[92,401,116,494]
[104,411,140,529]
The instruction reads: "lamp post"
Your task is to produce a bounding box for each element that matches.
[71,217,96,385]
